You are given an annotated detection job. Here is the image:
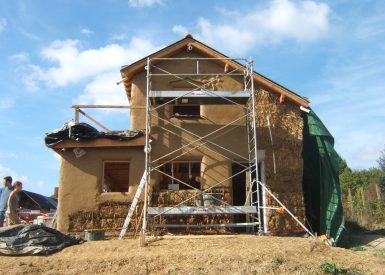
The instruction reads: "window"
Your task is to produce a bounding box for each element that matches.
[172,105,200,117]
[159,162,200,190]
[102,162,129,192]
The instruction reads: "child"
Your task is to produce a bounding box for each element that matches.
[6,181,22,225]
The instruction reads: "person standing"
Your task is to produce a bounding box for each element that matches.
[0,176,13,227]
[6,181,22,225]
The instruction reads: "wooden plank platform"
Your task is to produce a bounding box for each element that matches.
[151,222,259,228]
[148,206,257,215]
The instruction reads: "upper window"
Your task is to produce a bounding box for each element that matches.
[102,162,129,192]
[159,162,201,190]
[172,105,200,117]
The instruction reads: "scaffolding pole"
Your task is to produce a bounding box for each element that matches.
[140,57,151,247]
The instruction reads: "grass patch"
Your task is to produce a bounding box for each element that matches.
[272,256,285,265]
[351,246,365,251]
[320,262,362,275]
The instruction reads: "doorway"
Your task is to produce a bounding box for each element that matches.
[232,162,263,232]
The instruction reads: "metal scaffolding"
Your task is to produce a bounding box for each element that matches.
[119,56,314,244]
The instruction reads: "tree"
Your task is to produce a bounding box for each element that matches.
[336,153,350,175]
[378,145,385,171]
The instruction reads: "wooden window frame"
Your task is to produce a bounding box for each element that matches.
[102,160,130,193]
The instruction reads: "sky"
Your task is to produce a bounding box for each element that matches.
[0,0,384,196]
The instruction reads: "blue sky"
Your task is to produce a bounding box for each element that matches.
[0,0,384,196]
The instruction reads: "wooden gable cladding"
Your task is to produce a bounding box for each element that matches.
[120,35,309,107]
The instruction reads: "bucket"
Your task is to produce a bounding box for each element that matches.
[203,194,221,206]
[195,199,203,206]
[84,229,105,241]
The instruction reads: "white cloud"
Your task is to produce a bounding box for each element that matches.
[0,97,15,110]
[0,17,7,32]
[110,34,128,41]
[184,0,330,54]
[81,28,93,36]
[0,164,29,184]
[76,71,128,105]
[22,65,44,91]
[0,152,18,158]
[9,52,29,63]
[25,37,159,89]
[356,14,385,39]
[172,25,189,37]
[128,0,163,8]
[308,36,385,169]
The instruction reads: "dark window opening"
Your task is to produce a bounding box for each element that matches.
[172,105,200,117]
[159,162,201,190]
[103,162,129,192]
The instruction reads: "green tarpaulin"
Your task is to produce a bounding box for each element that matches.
[302,109,344,244]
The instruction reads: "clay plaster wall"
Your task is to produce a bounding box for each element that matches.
[56,147,144,232]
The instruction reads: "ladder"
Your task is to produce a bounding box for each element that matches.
[118,171,147,240]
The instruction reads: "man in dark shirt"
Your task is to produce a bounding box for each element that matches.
[0,176,13,227]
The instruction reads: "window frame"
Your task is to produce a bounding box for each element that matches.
[102,160,130,193]
[159,161,201,190]
[172,105,201,118]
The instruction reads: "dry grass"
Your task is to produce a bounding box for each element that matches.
[2,235,384,274]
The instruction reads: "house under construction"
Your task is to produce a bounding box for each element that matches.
[46,35,344,244]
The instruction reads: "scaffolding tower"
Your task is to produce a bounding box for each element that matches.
[119,56,313,245]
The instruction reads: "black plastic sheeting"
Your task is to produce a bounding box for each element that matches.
[45,121,144,148]
[0,225,81,256]
[19,191,57,211]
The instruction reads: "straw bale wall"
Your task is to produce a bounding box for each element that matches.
[151,189,233,234]
[68,201,143,236]
[253,88,305,232]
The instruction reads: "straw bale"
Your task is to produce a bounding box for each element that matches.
[68,201,144,235]
[152,189,231,207]
[151,214,233,234]
[264,192,306,232]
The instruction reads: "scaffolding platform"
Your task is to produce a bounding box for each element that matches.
[150,90,249,105]
[151,222,258,228]
[148,206,257,215]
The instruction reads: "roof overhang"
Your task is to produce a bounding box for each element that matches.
[51,136,145,151]
[120,35,309,107]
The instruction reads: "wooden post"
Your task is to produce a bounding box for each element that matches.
[74,108,79,123]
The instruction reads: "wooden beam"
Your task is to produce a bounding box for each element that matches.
[78,109,111,132]
[74,108,79,123]
[72,105,145,109]
[51,136,145,149]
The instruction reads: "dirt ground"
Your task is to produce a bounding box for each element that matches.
[0,234,384,275]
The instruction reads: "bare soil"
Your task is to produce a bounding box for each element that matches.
[1,235,384,275]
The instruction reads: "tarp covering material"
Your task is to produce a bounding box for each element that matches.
[302,109,344,244]
[19,191,57,211]
[0,225,81,256]
[44,121,144,148]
